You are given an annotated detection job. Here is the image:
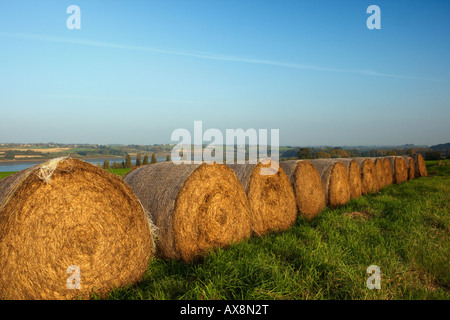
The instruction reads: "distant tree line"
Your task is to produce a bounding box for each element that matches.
[101,152,171,170]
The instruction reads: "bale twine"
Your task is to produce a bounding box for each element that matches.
[279,160,326,220]
[401,156,415,180]
[412,153,427,177]
[228,160,297,236]
[386,156,408,184]
[333,158,362,200]
[0,158,155,300]
[383,158,394,186]
[308,159,351,208]
[354,158,377,194]
[371,158,387,190]
[124,162,252,262]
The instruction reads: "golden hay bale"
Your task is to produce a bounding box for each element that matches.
[354,158,378,194]
[279,160,326,221]
[412,153,427,177]
[124,162,252,262]
[308,159,351,208]
[383,158,394,186]
[228,160,297,236]
[333,158,362,199]
[371,158,387,190]
[401,156,415,180]
[386,156,408,184]
[0,158,155,300]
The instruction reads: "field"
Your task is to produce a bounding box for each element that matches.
[102,160,449,300]
[0,160,448,300]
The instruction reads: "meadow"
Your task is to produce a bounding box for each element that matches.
[103,160,449,300]
[0,160,448,300]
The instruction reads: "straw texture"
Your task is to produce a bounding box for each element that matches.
[280,160,326,220]
[228,160,297,236]
[308,159,351,208]
[334,158,362,199]
[0,158,154,300]
[354,158,377,194]
[412,154,427,177]
[124,162,252,262]
[386,156,408,184]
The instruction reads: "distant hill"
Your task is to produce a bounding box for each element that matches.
[431,143,450,150]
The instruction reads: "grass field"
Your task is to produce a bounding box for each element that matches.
[0,160,448,300]
[104,160,449,300]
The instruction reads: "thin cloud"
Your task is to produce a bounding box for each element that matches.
[0,31,436,80]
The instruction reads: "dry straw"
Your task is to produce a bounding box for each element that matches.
[401,155,416,180]
[333,158,362,199]
[383,158,394,186]
[386,156,408,184]
[228,160,297,236]
[308,159,351,208]
[124,162,252,262]
[0,158,155,300]
[411,153,427,177]
[354,158,378,194]
[279,160,326,220]
[371,158,387,190]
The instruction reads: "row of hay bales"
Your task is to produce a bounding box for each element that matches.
[0,154,427,299]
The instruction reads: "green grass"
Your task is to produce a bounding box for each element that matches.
[0,172,16,179]
[104,160,449,300]
[106,168,132,178]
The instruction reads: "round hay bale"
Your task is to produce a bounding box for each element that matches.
[383,158,394,186]
[228,160,297,236]
[371,158,387,190]
[0,158,155,300]
[308,159,351,208]
[386,156,408,184]
[412,153,427,177]
[401,156,415,180]
[333,158,362,199]
[279,160,326,220]
[354,158,377,194]
[124,162,252,262]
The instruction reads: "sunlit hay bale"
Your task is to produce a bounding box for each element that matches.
[412,153,427,177]
[333,158,362,200]
[228,160,297,236]
[383,158,394,186]
[354,158,378,194]
[401,155,415,180]
[308,159,351,208]
[386,156,408,184]
[279,160,326,221]
[371,158,387,190]
[0,158,155,300]
[124,162,252,262]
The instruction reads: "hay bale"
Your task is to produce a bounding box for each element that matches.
[228,160,297,236]
[308,159,351,208]
[401,156,415,180]
[0,158,155,300]
[412,153,427,177]
[279,160,326,220]
[354,158,377,194]
[383,158,394,186]
[371,158,387,190]
[386,156,408,184]
[333,158,362,199]
[124,162,252,262]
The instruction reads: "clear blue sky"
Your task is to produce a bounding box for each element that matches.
[0,0,449,146]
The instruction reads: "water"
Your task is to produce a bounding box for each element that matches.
[0,157,173,172]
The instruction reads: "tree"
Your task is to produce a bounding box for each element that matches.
[297,147,312,159]
[330,148,349,158]
[166,154,171,162]
[386,150,397,156]
[151,153,157,164]
[136,153,142,166]
[406,148,416,155]
[4,150,15,160]
[125,154,132,168]
[315,151,331,159]
[102,160,110,169]
[143,155,149,165]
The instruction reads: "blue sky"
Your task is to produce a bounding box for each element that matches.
[0,0,449,146]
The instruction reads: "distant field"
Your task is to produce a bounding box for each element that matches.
[0,148,71,153]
